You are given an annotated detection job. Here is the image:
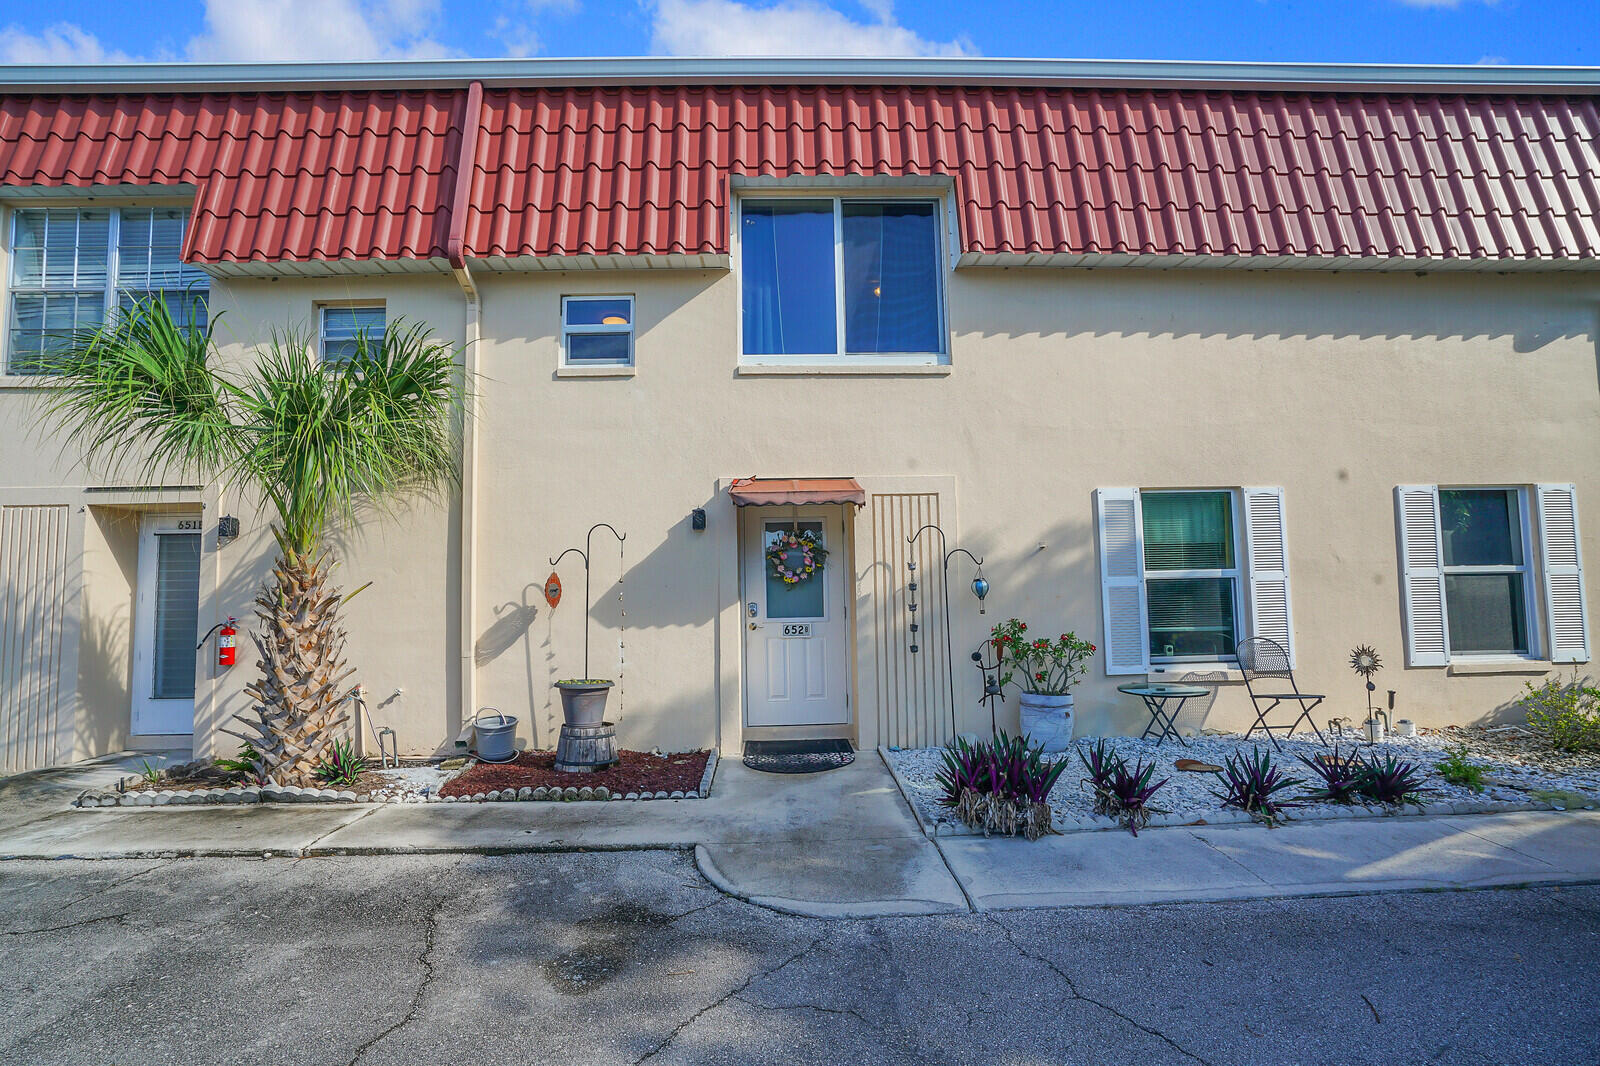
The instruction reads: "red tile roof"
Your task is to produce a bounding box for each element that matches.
[2,83,1597,265]
[0,90,465,263]
[466,86,1600,262]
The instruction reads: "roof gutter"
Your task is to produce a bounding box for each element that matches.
[1,56,1598,95]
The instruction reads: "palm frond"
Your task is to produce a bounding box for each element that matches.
[34,292,236,484]
[234,318,464,555]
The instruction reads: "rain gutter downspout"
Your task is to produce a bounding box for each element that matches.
[448,80,484,733]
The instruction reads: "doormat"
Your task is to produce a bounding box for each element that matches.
[742,739,855,774]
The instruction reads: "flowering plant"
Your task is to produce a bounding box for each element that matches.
[766,528,829,588]
[990,618,1096,695]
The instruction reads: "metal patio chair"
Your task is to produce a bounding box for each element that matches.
[1235,637,1328,750]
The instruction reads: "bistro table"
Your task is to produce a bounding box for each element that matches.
[1116,683,1213,747]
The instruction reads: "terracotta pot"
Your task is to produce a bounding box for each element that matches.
[1019,691,1074,752]
[556,681,613,727]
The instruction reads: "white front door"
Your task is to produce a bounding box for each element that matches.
[742,509,849,727]
[131,514,203,735]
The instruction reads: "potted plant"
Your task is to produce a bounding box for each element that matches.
[991,619,1096,753]
[555,679,613,727]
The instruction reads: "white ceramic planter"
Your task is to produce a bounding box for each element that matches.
[1019,692,1075,752]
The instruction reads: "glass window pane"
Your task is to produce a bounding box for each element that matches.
[566,332,632,364]
[564,298,632,326]
[1446,574,1528,654]
[120,290,209,331]
[1440,489,1522,566]
[11,210,46,285]
[1142,492,1235,571]
[765,521,826,619]
[842,201,940,353]
[39,209,110,288]
[740,200,837,356]
[1147,577,1238,659]
[152,533,201,700]
[322,306,385,363]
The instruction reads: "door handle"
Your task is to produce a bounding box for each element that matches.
[747,601,758,618]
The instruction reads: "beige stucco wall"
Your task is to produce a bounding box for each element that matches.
[3,245,1597,762]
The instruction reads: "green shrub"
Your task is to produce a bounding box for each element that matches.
[1434,745,1487,793]
[1519,674,1600,753]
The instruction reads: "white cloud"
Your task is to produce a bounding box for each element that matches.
[649,0,976,57]
[0,23,137,63]
[1475,54,1508,65]
[186,0,459,61]
[1392,0,1498,8]
[489,0,582,58]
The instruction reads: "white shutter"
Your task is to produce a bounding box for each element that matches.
[1537,484,1589,663]
[1243,487,1294,665]
[1396,485,1449,667]
[1096,488,1148,675]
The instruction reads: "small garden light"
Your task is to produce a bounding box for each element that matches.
[971,569,989,614]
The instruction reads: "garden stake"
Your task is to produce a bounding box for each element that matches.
[908,524,985,745]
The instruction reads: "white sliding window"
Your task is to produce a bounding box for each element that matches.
[7,206,208,375]
[738,196,946,364]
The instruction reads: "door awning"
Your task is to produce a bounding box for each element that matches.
[729,477,866,508]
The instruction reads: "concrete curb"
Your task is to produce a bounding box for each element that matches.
[693,844,966,919]
[877,747,938,839]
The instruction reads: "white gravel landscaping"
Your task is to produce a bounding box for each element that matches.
[886,728,1600,835]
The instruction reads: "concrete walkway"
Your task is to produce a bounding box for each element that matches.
[4,750,1600,916]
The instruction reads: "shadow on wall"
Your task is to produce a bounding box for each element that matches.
[74,611,130,757]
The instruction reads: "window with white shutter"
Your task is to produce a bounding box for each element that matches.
[1095,488,1148,675]
[1537,484,1589,663]
[1095,486,1295,674]
[1396,485,1450,666]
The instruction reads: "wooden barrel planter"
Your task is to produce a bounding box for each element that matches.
[554,721,619,773]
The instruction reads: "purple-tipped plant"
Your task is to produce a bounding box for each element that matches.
[1077,738,1123,814]
[1103,758,1168,836]
[1297,748,1366,805]
[1357,753,1429,809]
[936,731,1067,840]
[1212,747,1303,826]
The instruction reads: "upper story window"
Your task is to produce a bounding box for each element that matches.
[738,197,945,363]
[562,295,634,366]
[6,206,209,375]
[320,304,385,365]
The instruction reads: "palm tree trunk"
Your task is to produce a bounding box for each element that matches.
[225,540,356,785]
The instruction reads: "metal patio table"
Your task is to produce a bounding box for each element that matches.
[1117,683,1212,747]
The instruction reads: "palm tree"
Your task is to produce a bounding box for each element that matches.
[40,295,464,784]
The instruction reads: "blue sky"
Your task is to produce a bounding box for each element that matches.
[0,1,1593,66]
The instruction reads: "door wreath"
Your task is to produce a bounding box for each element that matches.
[767,528,829,588]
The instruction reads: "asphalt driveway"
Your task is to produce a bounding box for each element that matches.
[3,852,1598,1066]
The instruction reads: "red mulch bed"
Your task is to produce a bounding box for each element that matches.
[439,749,710,798]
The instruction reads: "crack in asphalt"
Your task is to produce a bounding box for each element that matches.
[990,916,1215,1066]
[344,857,464,1066]
[4,912,129,936]
[57,860,174,911]
[731,993,871,1027]
[631,935,827,1065]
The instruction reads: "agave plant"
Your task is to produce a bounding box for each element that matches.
[1212,747,1304,826]
[39,296,464,785]
[1357,753,1429,809]
[315,738,369,788]
[1297,748,1366,804]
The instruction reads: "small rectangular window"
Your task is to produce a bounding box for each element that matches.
[562,295,634,366]
[1440,488,1532,655]
[320,305,386,364]
[1141,491,1243,661]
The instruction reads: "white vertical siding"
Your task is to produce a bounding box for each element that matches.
[870,492,953,748]
[0,505,71,773]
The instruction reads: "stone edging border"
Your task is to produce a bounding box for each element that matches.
[77,749,721,809]
[876,746,1581,839]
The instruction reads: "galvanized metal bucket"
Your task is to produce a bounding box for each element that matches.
[473,710,519,763]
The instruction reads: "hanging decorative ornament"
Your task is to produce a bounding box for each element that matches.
[543,572,563,609]
[766,529,829,588]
